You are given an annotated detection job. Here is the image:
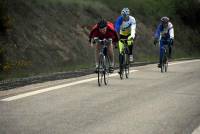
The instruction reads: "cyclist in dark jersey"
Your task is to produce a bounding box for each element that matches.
[89,19,119,72]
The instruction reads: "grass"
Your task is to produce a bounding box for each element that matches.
[0,62,95,81]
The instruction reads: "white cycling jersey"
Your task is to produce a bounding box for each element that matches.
[115,16,136,39]
[155,22,174,40]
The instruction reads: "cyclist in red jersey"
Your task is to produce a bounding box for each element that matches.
[89,19,119,73]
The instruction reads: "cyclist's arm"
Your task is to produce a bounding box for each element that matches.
[130,16,136,39]
[89,27,100,47]
[130,25,136,39]
[89,26,99,42]
[168,22,174,39]
[114,16,123,34]
[113,30,119,43]
[154,23,162,40]
[89,30,94,43]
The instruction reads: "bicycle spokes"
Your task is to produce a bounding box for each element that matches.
[97,55,110,86]
[161,53,168,73]
[98,56,104,86]
[119,53,130,79]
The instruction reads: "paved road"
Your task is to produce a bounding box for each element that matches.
[0,60,200,134]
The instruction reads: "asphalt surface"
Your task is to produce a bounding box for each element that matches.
[0,60,200,134]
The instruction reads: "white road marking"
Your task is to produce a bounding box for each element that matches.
[168,59,200,66]
[192,126,200,134]
[1,70,139,102]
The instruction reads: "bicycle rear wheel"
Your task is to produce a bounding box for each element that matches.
[164,56,168,72]
[161,54,165,73]
[98,55,104,86]
[125,53,130,78]
[120,54,125,80]
[119,53,124,80]
[119,65,124,80]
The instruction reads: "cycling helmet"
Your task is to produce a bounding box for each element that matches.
[121,8,130,17]
[98,19,107,29]
[161,16,169,23]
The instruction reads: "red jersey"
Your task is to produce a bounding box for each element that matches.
[89,21,119,43]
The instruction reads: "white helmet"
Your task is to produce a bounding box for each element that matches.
[161,16,169,23]
[121,8,130,17]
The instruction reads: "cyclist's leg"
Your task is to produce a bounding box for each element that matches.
[95,44,100,70]
[159,40,164,67]
[128,42,133,62]
[107,43,114,66]
[107,43,114,72]
[127,35,134,62]
[118,40,124,65]
[168,44,172,59]
[128,42,133,55]
[128,44,133,55]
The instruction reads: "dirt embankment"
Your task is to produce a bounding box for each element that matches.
[0,0,113,79]
[2,0,192,80]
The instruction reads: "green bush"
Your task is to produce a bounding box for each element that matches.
[0,0,11,34]
[175,0,200,28]
[0,47,5,72]
[0,0,6,33]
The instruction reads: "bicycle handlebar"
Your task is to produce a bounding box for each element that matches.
[119,38,132,41]
[160,38,171,42]
[93,37,112,45]
[119,38,133,45]
[154,38,173,46]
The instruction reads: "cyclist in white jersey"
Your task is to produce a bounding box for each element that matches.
[115,7,136,62]
[154,16,174,67]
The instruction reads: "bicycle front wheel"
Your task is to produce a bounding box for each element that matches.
[119,54,125,80]
[98,55,104,86]
[161,54,165,73]
[104,56,110,85]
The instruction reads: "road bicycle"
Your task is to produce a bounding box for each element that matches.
[160,44,169,73]
[94,38,112,86]
[158,39,172,73]
[155,38,172,73]
[118,39,132,79]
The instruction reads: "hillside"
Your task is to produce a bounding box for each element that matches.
[0,0,109,79]
[0,0,199,80]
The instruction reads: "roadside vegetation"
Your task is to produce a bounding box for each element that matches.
[0,0,199,80]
